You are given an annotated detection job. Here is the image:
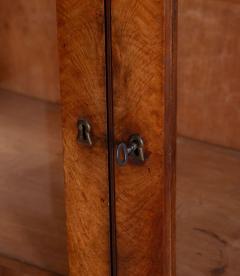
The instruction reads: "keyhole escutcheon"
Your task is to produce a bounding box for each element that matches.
[77,119,92,146]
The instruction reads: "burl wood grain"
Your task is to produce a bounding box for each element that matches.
[57,1,110,275]
[112,0,177,275]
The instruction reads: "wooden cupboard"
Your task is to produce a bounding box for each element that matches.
[0,0,239,276]
[0,0,176,275]
[58,0,176,275]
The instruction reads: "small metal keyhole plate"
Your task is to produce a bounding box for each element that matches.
[129,134,144,161]
[77,119,92,146]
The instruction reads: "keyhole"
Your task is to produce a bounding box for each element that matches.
[130,139,140,157]
[77,119,92,146]
[81,124,87,141]
[134,148,140,157]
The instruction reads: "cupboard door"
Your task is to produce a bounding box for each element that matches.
[111,0,177,275]
[58,0,177,275]
[57,1,110,275]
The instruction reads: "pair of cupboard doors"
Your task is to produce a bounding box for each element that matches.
[57,0,177,275]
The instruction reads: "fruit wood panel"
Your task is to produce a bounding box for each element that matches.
[178,0,240,150]
[112,0,177,275]
[0,0,60,103]
[57,1,110,275]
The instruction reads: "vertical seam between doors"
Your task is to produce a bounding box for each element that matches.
[104,1,117,275]
[164,0,178,274]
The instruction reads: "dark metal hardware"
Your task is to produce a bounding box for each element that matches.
[116,134,145,166]
[77,119,92,146]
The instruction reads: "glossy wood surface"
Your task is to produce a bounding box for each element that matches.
[1,0,239,148]
[0,255,60,276]
[57,1,110,275]
[177,137,240,276]
[111,0,177,275]
[0,90,68,275]
[0,0,60,103]
[178,0,240,150]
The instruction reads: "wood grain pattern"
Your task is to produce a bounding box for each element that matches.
[112,0,177,275]
[0,0,60,103]
[177,137,240,276]
[178,0,240,150]
[0,255,60,276]
[0,90,68,274]
[57,1,110,275]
